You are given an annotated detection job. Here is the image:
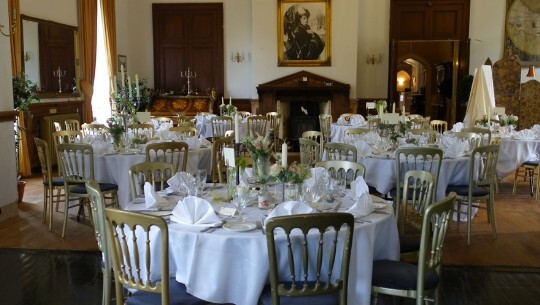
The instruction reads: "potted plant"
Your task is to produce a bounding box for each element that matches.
[12,73,40,202]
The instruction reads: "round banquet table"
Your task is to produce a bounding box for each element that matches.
[92,146,212,208]
[330,123,369,143]
[355,154,471,200]
[125,191,400,305]
[497,138,540,178]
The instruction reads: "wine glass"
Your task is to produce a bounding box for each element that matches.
[234,185,251,221]
[193,169,208,195]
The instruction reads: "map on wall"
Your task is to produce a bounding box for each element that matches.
[505,0,540,64]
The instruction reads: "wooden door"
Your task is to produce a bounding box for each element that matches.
[38,23,76,93]
[153,3,223,96]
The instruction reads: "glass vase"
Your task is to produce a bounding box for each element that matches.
[112,132,124,151]
[256,155,271,184]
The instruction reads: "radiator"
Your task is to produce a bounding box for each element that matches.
[41,113,81,166]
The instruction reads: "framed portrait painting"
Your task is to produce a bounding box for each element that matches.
[278,0,331,67]
[504,0,540,65]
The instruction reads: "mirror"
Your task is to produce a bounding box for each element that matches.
[21,15,79,98]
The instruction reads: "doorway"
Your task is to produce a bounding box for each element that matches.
[389,40,466,124]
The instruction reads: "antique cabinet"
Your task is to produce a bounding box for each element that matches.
[148,96,212,116]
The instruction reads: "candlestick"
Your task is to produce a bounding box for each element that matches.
[281,143,287,167]
[180,67,197,95]
[135,74,140,99]
[53,67,67,93]
[234,113,240,143]
[113,76,118,98]
[221,97,225,105]
[392,103,395,113]
[229,97,232,105]
[120,65,125,89]
[127,75,132,100]
[402,105,406,115]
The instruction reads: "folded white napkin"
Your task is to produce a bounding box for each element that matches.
[337,117,348,125]
[348,176,369,201]
[158,122,173,131]
[346,192,374,219]
[444,140,468,158]
[350,114,366,126]
[304,167,328,188]
[451,122,464,132]
[239,168,254,187]
[354,141,372,157]
[515,129,535,140]
[167,172,196,193]
[264,201,314,225]
[144,182,168,209]
[185,136,201,149]
[532,125,540,135]
[170,196,222,227]
[156,130,180,141]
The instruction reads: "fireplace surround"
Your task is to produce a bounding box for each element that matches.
[254,71,353,143]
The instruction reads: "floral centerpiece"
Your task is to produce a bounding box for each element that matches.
[114,77,155,115]
[272,161,312,184]
[270,160,312,201]
[375,99,387,115]
[499,114,518,127]
[107,115,126,150]
[243,134,274,183]
[225,104,237,117]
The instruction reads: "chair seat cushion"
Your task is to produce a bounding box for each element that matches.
[44,177,64,187]
[400,235,420,254]
[446,185,489,197]
[71,182,118,194]
[259,282,340,305]
[372,260,439,291]
[127,278,207,305]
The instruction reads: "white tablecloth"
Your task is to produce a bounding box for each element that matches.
[330,123,369,143]
[196,120,249,138]
[125,192,399,305]
[356,155,470,200]
[93,147,212,208]
[497,138,540,178]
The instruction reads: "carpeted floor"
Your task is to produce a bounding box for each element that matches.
[1,248,539,305]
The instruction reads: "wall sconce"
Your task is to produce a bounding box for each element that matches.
[526,65,536,77]
[230,51,245,63]
[366,53,382,65]
[0,9,17,37]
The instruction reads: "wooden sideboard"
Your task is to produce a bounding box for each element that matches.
[148,96,213,116]
[24,101,84,171]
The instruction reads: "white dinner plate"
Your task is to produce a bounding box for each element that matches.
[223,221,257,232]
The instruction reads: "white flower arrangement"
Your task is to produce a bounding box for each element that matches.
[499,114,518,127]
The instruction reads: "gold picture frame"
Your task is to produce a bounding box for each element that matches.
[278,0,331,67]
[504,0,540,65]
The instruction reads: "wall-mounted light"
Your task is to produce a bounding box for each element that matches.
[230,51,245,63]
[0,8,16,37]
[526,65,536,77]
[366,53,382,65]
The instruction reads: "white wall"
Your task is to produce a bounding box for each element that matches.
[20,0,77,26]
[0,2,19,216]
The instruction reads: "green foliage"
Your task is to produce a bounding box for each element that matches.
[12,73,40,112]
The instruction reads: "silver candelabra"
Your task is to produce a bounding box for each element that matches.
[180,67,196,95]
[53,66,66,93]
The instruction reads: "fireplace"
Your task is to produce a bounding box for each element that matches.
[255,71,353,146]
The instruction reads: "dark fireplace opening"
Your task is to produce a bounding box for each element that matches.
[288,101,320,151]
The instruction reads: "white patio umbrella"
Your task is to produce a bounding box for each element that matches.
[463,65,496,127]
